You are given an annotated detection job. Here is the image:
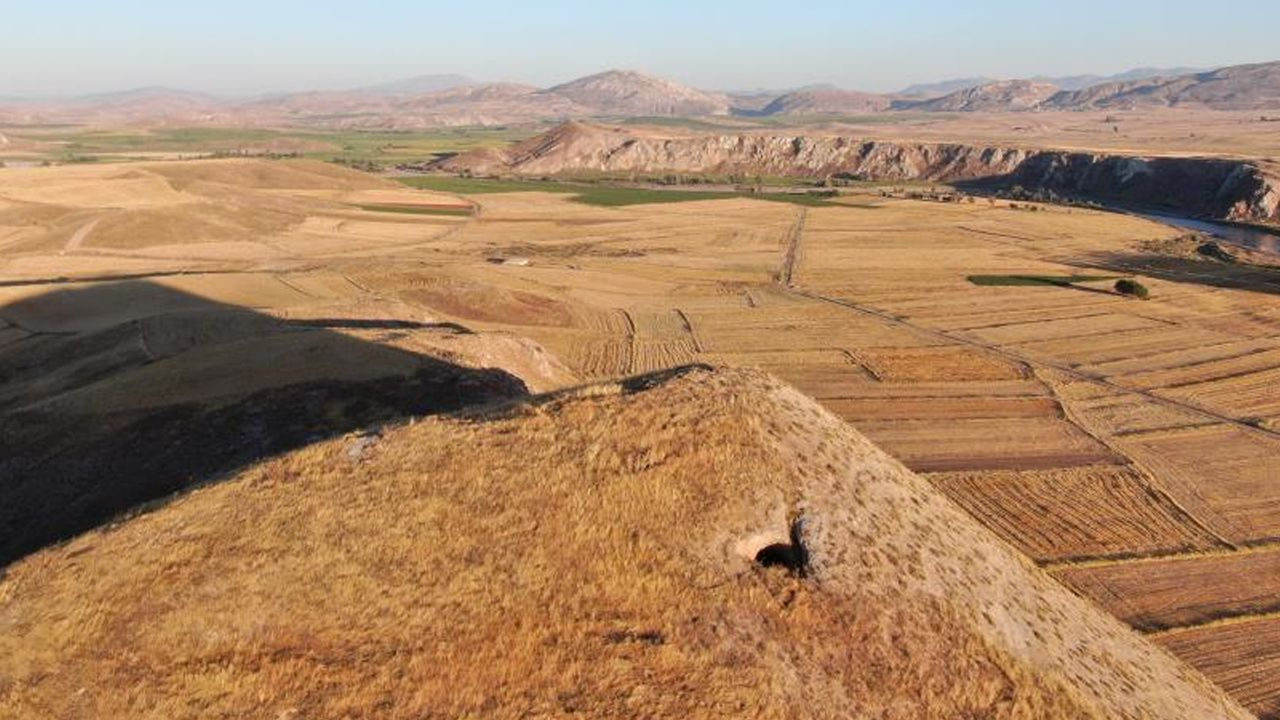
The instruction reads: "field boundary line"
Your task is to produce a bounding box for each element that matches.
[785,287,1280,441]
[273,274,318,299]
[1146,607,1280,638]
[341,274,374,295]
[1043,538,1280,573]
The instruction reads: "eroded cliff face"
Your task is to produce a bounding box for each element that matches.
[1001,153,1280,223]
[434,123,1280,224]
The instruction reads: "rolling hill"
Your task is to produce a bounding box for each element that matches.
[0,365,1251,718]
[544,69,731,117]
[757,88,892,115]
[898,67,1206,97]
[1043,61,1280,110]
[4,62,1280,126]
[354,73,474,96]
[901,80,1062,112]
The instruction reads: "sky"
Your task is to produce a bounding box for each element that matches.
[3,0,1279,97]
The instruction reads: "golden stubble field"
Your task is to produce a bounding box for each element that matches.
[2,158,1279,717]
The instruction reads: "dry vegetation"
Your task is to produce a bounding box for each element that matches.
[0,368,1250,719]
[2,156,1279,716]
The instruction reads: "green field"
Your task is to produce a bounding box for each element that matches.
[356,203,474,216]
[0,125,543,165]
[397,175,844,208]
[967,274,1122,287]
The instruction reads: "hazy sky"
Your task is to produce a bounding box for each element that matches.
[4,0,1278,97]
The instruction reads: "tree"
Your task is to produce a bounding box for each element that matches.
[1114,278,1150,299]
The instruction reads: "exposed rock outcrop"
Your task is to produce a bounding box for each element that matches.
[434,123,1280,224]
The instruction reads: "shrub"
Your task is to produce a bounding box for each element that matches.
[1115,278,1150,299]
[1196,241,1237,263]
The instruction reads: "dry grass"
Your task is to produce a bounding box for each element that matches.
[0,368,1250,719]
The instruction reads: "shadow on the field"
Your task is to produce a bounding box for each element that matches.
[950,154,1264,221]
[1071,251,1280,296]
[0,281,529,568]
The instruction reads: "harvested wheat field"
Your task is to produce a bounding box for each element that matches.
[0,367,1251,719]
[3,157,1280,716]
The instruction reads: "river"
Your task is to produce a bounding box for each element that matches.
[1134,211,1280,255]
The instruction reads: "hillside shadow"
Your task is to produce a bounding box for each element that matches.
[1070,252,1280,296]
[948,155,1258,222]
[0,281,529,568]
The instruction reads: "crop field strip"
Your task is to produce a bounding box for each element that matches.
[782,285,1280,443]
[1156,617,1280,720]
[1054,547,1280,632]
[776,200,1280,716]
[928,466,1225,564]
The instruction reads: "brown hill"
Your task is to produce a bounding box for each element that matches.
[232,83,582,129]
[391,82,592,126]
[0,365,1250,718]
[232,89,398,124]
[0,87,228,125]
[1042,61,1280,110]
[203,71,728,128]
[544,69,731,116]
[759,88,892,115]
[0,70,732,128]
[904,80,1060,111]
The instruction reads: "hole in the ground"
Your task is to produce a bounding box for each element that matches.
[753,516,810,577]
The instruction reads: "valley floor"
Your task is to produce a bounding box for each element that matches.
[2,159,1279,717]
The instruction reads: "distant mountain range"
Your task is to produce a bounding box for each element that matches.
[898,67,1206,97]
[902,80,1060,112]
[1039,62,1280,110]
[2,62,1278,128]
[353,74,474,96]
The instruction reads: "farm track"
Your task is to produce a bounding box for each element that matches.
[778,208,806,287]
[620,309,637,375]
[673,308,704,352]
[63,217,103,253]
